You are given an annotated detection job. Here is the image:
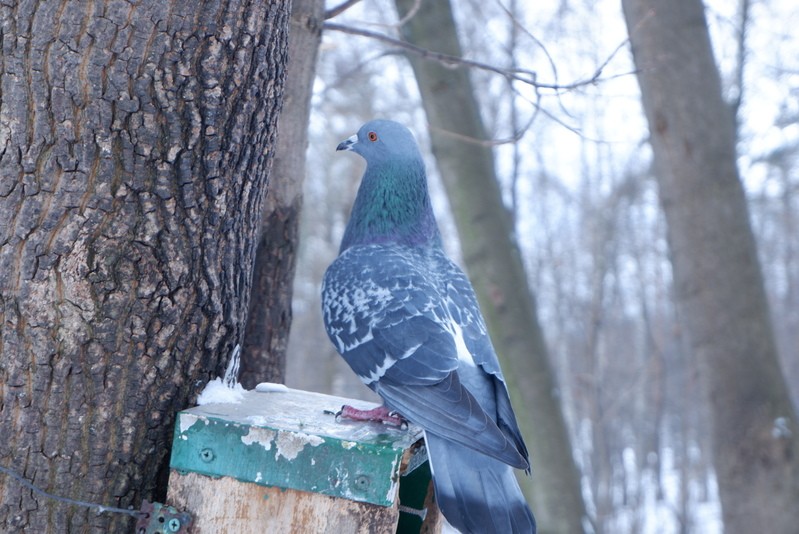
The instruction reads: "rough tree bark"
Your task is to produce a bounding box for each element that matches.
[394,0,589,531]
[621,1,799,532]
[0,1,289,531]
[240,0,325,389]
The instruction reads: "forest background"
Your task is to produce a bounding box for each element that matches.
[1,0,797,532]
[287,1,799,533]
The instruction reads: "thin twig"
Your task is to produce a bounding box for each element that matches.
[495,0,561,89]
[731,0,751,127]
[428,111,538,148]
[395,0,422,27]
[324,22,632,92]
[324,22,538,85]
[325,0,363,20]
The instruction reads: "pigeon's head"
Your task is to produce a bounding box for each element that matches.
[334,119,439,250]
[337,120,422,167]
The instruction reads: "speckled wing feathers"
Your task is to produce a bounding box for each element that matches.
[322,244,527,469]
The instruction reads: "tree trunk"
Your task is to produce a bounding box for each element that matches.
[0,1,289,531]
[394,0,588,531]
[239,0,325,389]
[621,1,799,532]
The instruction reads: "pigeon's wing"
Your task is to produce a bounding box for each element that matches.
[322,246,452,386]
[443,258,530,467]
[322,245,527,469]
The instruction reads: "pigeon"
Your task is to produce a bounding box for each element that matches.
[322,119,536,534]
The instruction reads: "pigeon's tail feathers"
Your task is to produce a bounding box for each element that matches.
[425,432,536,534]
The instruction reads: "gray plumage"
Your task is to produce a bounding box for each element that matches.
[322,120,536,533]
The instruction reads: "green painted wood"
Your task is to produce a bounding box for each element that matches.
[170,387,423,507]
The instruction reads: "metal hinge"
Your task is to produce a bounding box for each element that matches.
[135,500,193,534]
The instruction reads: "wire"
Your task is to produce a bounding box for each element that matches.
[0,464,143,518]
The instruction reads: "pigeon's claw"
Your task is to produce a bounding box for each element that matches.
[335,404,408,428]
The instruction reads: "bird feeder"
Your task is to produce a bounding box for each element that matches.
[166,387,442,533]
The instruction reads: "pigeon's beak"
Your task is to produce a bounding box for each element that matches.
[336,134,357,152]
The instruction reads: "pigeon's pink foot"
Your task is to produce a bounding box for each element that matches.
[337,405,408,428]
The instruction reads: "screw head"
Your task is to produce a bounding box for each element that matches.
[353,474,371,492]
[199,448,215,462]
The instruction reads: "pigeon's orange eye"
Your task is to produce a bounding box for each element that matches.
[368,131,378,142]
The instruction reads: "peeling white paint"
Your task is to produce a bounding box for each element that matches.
[275,431,324,461]
[386,456,400,502]
[341,440,357,450]
[331,466,346,489]
[386,478,399,503]
[335,467,357,501]
[255,472,263,483]
[179,414,203,434]
[241,427,277,450]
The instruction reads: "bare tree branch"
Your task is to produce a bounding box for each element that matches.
[325,0,363,20]
[324,22,538,84]
[495,0,561,89]
[731,0,751,130]
[428,111,537,147]
[323,22,633,92]
[395,0,422,27]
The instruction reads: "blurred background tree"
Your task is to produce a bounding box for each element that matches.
[393,0,587,530]
[622,0,799,531]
